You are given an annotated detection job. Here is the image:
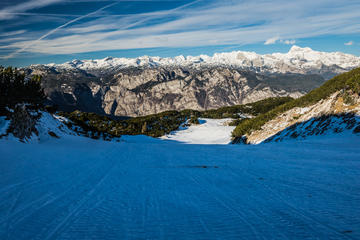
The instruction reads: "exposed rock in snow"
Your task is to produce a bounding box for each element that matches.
[6,104,40,141]
[265,113,360,143]
[0,106,99,142]
[246,92,360,144]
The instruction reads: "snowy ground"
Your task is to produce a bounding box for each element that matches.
[0,117,360,239]
[161,118,235,144]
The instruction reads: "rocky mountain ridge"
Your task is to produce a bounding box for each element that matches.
[38,46,360,78]
[25,46,360,117]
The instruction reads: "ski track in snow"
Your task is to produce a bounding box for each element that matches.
[0,120,360,239]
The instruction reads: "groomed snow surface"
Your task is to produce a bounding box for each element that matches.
[161,118,235,144]
[1,117,360,239]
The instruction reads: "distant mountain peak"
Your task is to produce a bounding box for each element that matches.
[32,47,360,77]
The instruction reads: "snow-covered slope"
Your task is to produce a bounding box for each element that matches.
[41,46,360,75]
[0,110,121,143]
[244,91,360,144]
[0,111,70,142]
[161,118,235,144]
[1,124,360,239]
[265,113,360,143]
[34,112,75,142]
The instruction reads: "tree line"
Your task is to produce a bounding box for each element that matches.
[0,67,45,115]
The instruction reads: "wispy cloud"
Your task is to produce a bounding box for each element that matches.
[3,0,204,59]
[264,37,280,45]
[344,41,354,46]
[0,30,26,37]
[264,37,296,45]
[0,0,63,20]
[1,0,360,58]
[4,1,122,59]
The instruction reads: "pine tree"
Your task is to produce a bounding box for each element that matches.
[0,67,45,115]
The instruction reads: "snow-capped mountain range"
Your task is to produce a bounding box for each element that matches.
[42,46,360,75]
[26,46,360,117]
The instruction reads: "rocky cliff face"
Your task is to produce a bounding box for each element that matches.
[26,66,325,117]
[24,47,360,117]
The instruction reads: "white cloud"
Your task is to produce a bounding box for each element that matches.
[264,36,280,45]
[282,39,296,45]
[344,41,354,46]
[264,38,296,45]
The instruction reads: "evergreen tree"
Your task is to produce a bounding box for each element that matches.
[0,67,45,115]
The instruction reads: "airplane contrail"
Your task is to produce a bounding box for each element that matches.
[4,1,120,59]
[120,0,202,31]
[4,0,202,59]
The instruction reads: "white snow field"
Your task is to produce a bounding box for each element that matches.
[1,120,360,239]
[161,118,235,144]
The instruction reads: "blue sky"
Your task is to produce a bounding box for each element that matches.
[0,0,359,67]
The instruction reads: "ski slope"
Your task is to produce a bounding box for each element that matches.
[1,121,360,239]
[161,118,235,144]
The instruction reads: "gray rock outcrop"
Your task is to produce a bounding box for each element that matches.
[25,66,325,117]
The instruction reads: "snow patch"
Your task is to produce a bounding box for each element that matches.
[161,118,235,144]
[0,116,10,135]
